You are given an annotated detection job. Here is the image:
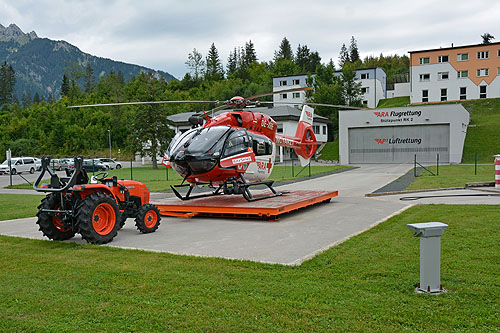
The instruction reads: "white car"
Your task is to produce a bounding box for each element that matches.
[97,158,122,169]
[0,157,37,175]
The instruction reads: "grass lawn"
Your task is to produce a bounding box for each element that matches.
[0,204,498,331]
[377,96,410,108]
[7,165,352,192]
[406,164,494,191]
[317,140,339,161]
[0,194,45,220]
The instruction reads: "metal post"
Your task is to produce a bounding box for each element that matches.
[166,166,169,180]
[308,161,311,177]
[92,159,95,175]
[291,157,294,177]
[475,152,478,175]
[414,154,417,177]
[7,149,12,187]
[130,158,133,180]
[436,154,439,176]
[107,130,112,159]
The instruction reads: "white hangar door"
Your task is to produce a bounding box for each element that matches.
[348,124,450,163]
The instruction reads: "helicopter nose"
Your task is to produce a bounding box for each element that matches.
[171,153,217,176]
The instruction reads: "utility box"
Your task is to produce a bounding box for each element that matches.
[407,222,448,293]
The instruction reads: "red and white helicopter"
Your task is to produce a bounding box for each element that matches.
[72,87,364,201]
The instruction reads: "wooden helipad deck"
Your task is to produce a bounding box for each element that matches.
[151,190,338,221]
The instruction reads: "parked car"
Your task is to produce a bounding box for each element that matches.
[82,159,107,172]
[97,158,122,169]
[59,158,74,170]
[0,157,37,175]
[33,157,42,171]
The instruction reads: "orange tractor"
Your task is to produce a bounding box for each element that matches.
[33,157,161,244]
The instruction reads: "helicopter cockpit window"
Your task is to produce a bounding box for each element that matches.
[222,130,250,158]
[249,133,273,156]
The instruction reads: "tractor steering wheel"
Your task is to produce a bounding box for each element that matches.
[94,172,109,182]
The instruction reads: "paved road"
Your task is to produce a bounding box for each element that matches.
[4,164,498,265]
[0,164,416,264]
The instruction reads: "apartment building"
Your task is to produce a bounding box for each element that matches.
[272,68,388,109]
[409,42,500,104]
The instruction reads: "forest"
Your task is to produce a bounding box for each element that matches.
[0,36,409,162]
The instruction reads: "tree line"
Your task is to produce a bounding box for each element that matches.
[0,36,410,164]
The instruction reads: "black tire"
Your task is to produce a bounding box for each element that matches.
[11,168,17,175]
[118,213,128,230]
[30,167,35,174]
[116,164,122,169]
[135,204,161,234]
[76,192,120,244]
[36,194,76,241]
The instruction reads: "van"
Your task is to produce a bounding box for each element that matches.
[0,157,37,175]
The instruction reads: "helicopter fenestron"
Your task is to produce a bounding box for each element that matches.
[70,87,366,202]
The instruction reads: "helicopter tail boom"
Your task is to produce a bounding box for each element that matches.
[274,105,318,167]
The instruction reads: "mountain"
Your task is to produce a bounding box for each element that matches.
[0,23,177,99]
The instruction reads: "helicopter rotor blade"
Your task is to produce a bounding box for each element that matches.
[244,87,312,101]
[68,100,219,109]
[258,101,371,110]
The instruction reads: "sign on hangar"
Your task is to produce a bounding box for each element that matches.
[338,104,469,164]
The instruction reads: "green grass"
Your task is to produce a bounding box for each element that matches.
[317,140,339,161]
[0,204,498,331]
[406,164,495,191]
[0,194,45,220]
[377,96,410,108]
[7,165,352,192]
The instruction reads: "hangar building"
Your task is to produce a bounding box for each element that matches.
[338,104,469,164]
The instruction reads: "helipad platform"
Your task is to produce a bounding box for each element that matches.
[151,190,338,221]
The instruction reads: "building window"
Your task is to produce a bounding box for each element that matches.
[438,72,449,80]
[477,68,489,77]
[361,87,369,94]
[422,90,428,103]
[457,53,469,61]
[360,73,369,79]
[457,70,469,78]
[419,57,430,65]
[460,87,467,100]
[279,80,287,86]
[277,124,283,133]
[438,55,449,63]
[362,100,368,106]
[280,93,288,99]
[419,73,430,81]
[498,50,500,57]
[480,86,487,99]
[323,126,327,135]
[292,79,300,85]
[441,88,447,101]
[312,125,320,134]
[477,51,489,59]
[498,67,500,75]
[292,92,300,98]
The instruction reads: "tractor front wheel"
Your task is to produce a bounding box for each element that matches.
[135,204,161,233]
[76,192,120,244]
[36,194,76,241]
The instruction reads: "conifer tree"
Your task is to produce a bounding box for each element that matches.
[227,48,238,75]
[244,40,257,66]
[348,36,360,63]
[274,37,293,62]
[84,63,95,94]
[205,43,224,81]
[295,44,311,72]
[0,61,16,106]
[61,73,70,97]
[338,43,349,68]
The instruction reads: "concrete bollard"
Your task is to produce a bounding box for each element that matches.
[495,155,500,189]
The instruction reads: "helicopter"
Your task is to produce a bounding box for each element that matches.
[71,87,365,202]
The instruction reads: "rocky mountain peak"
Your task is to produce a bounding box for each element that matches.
[0,23,38,44]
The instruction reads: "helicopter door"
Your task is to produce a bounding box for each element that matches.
[220,129,255,169]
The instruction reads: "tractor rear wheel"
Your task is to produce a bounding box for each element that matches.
[76,192,120,244]
[135,204,161,233]
[36,194,76,241]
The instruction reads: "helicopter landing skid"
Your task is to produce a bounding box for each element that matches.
[170,183,223,201]
[170,175,282,202]
[223,175,282,202]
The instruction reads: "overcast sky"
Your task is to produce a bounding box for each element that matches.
[1,0,499,79]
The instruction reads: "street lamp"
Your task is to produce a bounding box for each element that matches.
[107,130,111,159]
